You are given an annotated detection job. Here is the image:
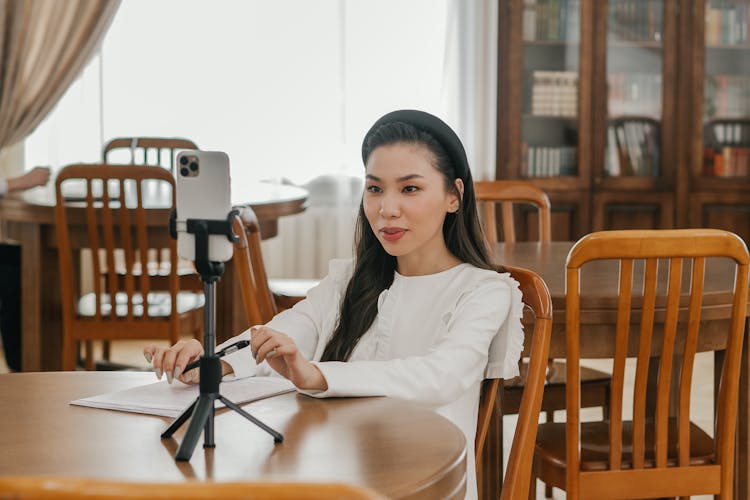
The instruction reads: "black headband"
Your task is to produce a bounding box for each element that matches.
[361,109,470,182]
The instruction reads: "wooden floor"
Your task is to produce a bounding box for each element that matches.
[0,340,716,499]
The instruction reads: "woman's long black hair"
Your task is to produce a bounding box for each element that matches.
[320,121,494,362]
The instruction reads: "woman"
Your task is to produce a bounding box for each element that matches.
[145,110,523,499]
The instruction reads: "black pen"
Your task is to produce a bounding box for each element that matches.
[183,340,251,373]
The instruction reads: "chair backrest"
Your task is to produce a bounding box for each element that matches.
[54,164,180,369]
[103,137,199,173]
[0,476,387,499]
[233,206,278,325]
[475,265,553,500]
[474,180,551,244]
[564,229,749,497]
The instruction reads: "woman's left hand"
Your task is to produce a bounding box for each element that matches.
[250,326,328,391]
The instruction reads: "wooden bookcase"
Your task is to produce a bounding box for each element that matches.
[496,0,750,242]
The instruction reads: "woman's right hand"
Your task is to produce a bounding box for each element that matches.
[143,339,203,384]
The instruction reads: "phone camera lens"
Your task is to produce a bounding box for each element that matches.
[180,167,189,177]
[179,156,188,166]
[189,162,198,172]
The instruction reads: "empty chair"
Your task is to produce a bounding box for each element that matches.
[474,180,551,244]
[103,137,199,174]
[532,229,749,499]
[55,164,204,370]
[0,476,387,499]
[474,179,611,498]
[475,265,552,500]
[233,207,278,325]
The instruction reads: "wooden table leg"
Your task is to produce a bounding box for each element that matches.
[17,223,42,372]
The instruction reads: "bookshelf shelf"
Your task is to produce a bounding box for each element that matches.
[498,0,750,244]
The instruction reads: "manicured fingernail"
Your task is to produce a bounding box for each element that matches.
[266,349,277,359]
[166,370,173,384]
[155,368,163,380]
[191,370,199,382]
[174,366,182,381]
[144,352,152,363]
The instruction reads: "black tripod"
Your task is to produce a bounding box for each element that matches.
[162,210,283,461]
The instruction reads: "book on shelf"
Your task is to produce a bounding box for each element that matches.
[521,143,577,178]
[530,70,578,117]
[608,0,664,43]
[523,0,579,43]
[608,73,662,117]
[605,118,660,178]
[705,2,749,45]
[705,75,750,118]
[704,146,750,178]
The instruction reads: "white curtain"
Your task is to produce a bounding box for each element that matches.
[442,0,499,181]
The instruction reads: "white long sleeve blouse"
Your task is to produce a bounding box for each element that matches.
[220,258,524,500]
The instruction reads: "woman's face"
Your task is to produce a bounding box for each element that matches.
[363,142,461,272]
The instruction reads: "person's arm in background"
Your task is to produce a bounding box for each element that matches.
[1,167,51,196]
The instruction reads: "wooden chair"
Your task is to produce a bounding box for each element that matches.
[103,137,199,174]
[475,180,611,498]
[55,165,204,371]
[102,137,203,358]
[233,207,278,325]
[475,265,553,500]
[532,229,750,499]
[0,476,387,499]
[474,180,552,244]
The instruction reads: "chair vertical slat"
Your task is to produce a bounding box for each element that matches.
[100,181,119,319]
[168,207,180,344]
[135,180,151,306]
[565,266,581,498]
[481,202,497,244]
[678,257,705,466]
[655,258,683,468]
[715,262,749,472]
[156,148,162,168]
[85,180,103,320]
[609,258,633,470]
[117,180,135,321]
[501,202,515,243]
[245,216,278,322]
[632,258,658,469]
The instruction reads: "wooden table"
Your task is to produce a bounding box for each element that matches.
[0,182,307,372]
[488,241,750,499]
[0,372,466,499]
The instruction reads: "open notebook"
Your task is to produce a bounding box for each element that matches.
[70,376,296,417]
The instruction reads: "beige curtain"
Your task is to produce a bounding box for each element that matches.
[0,0,120,150]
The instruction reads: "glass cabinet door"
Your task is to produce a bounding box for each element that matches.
[703,0,750,180]
[520,0,581,180]
[604,0,664,179]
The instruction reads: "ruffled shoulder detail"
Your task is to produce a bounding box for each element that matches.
[485,272,525,379]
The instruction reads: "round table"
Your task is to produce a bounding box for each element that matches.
[0,372,467,499]
[0,182,307,372]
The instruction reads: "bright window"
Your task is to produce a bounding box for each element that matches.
[25,0,449,188]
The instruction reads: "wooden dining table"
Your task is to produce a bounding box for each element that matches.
[487,241,750,500]
[0,181,307,372]
[0,371,467,499]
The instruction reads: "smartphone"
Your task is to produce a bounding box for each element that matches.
[175,150,234,262]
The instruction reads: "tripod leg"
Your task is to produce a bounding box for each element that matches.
[219,395,283,443]
[175,395,216,461]
[161,398,198,439]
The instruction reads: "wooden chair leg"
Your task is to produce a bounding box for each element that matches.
[528,463,537,500]
[102,341,111,361]
[84,341,94,371]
